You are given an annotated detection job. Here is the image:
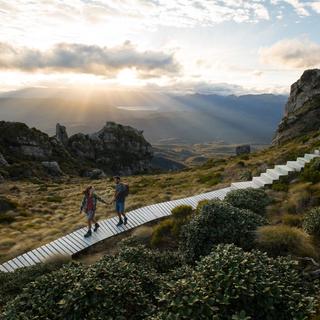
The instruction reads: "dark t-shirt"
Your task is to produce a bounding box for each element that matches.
[115,183,126,202]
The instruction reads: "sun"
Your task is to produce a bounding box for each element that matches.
[116,68,140,86]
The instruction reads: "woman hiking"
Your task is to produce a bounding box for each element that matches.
[80,186,107,238]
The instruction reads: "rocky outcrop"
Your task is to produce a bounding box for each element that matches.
[55,123,68,146]
[82,168,106,180]
[41,161,63,176]
[0,121,53,160]
[236,145,251,156]
[0,120,153,179]
[68,122,153,174]
[273,69,320,145]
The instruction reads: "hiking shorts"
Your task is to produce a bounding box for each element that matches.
[86,210,95,221]
[115,201,125,213]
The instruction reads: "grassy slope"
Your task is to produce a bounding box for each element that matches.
[0,131,319,263]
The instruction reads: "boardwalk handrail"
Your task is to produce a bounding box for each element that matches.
[1,150,319,272]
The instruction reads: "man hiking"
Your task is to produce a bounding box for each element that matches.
[112,176,128,226]
[80,186,107,238]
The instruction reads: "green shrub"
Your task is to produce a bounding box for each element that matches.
[171,205,193,220]
[196,199,209,214]
[198,172,222,186]
[154,244,317,320]
[224,188,270,216]
[303,207,320,238]
[179,200,267,263]
[282,214,303,227]
[302,159,320,183]
[118,245,183,274]
[151,219,175,247]
[255,225,317,258]
[151,206,194,247]
[272,181,289,192]
[0,257,69,311]
[2,256,159,320]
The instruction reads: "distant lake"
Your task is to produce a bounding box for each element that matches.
[116,106,159,111]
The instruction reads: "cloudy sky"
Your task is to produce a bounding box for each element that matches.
[0,0,320,95]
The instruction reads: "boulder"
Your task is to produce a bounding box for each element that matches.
[236,145,251,156]
[55,123,68,146]
[273,69,320,144]
[83,168,106,180]
[41,161,63,176]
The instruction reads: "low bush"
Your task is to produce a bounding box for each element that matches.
[282,214,303,227]
[2,256,159,320]
[151,205,194,247]
[302,158,320,184]
[224,188,270,216]
[303,207,320,238]
[151,219,175,247]
[196,199,209,214]
[171,205,193,221]
[0,257,69,311]
[255,225,317,258]
[118,245,183,274]
[272,181,289,192]
[198,172,223,186]
[154,244,317,320]
[179,200,267,263]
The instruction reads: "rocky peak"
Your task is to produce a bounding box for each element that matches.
[273,69,320,145]
[55,123,68,146]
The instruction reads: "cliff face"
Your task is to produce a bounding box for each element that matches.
[0,121,153,179]
[273,69,320,145]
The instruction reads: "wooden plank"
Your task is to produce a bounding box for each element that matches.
[12,257,25,268]
[50,241,71,256]
[27,250,42,263]
[2,262,14,272]
[7,259,20,270]
[0,264,8,272]
[101,220,118,235]
[44,243,62,256]
[15,254,32,267]
[62,235,85,251]
[54,238,77,254]
[32,248,48,261]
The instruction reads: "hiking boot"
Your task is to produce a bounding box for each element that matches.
[94,223,100,232]
[84,229,92,238]
[124,216,128,225]
[116,219,123,227]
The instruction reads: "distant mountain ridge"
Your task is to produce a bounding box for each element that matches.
[0,88,287,144]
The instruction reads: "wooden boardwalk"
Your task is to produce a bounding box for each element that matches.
[1,150,319,272]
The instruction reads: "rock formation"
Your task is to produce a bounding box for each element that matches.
[41,161,63,176]
[0,120,153,179]
[55,123,68,146]
[68,122,153,174]
[273,69,320,145]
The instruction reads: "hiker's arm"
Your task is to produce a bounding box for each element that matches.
[95,194,107,205]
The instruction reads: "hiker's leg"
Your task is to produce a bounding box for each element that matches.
[115,202,123,225]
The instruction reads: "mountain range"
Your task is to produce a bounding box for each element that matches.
[0,88,287,145]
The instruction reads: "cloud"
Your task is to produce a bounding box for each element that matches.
[0,41,179,77]
[259,38,320,69]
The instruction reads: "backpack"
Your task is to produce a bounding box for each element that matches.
[123,184,129,198]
